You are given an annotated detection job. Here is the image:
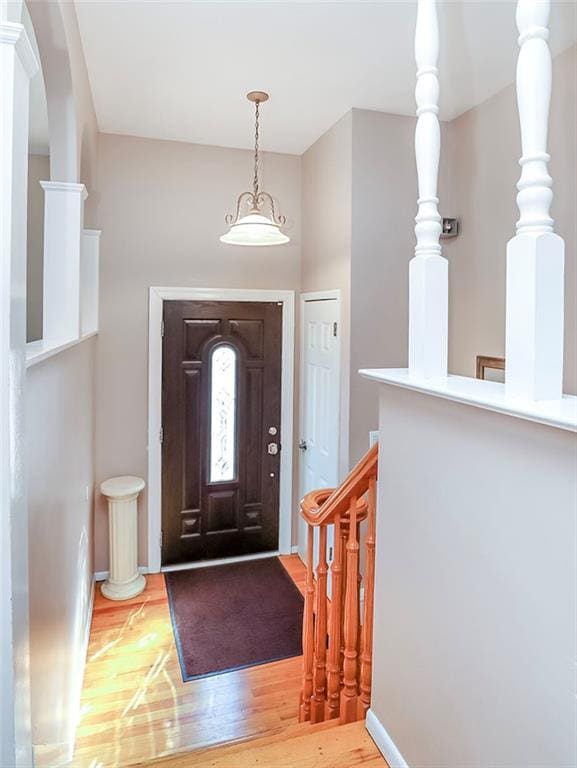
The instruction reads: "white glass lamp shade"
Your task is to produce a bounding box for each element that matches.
[220,212,290,246]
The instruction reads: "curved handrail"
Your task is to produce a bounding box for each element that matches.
[300,442,378,526]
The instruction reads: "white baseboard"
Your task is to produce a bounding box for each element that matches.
[94,565,149,582]
[33,741,74,767]
[366,708,409,768]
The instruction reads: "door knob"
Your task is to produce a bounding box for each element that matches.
[298,440,307,452]
[267,442,279,455]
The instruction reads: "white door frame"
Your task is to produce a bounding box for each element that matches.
[148,286,295,573]
[299,289,343,474]
[298,290,343,557]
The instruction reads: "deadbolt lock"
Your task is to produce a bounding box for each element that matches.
[267,442,279,455]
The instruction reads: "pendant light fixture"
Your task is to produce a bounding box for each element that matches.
[220,91,290,246]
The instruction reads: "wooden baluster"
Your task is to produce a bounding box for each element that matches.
[299,524,315,722]
[340,496,360,724]
[339,525,348,687]
[311,526,328,723]
[359,475,377,717]
[409,0,448,380]
[505,0,564,401]
[326,515,343,719]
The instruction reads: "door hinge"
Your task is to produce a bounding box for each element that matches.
[333,322,337,337]
[161,320,165,338]
[159,426,164,444]
[160,530,163,548]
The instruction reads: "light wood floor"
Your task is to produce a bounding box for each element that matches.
[72,556,309,768]
[149,720,387,768]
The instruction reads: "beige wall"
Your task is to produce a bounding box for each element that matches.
[300,108,416,469]
[349,109,415,465]
[26,153,49,343]
[372,384,577,766]
[301,111,352,479]
[93,133,301,571]
[27,339,95,760]
[445,44,577,394]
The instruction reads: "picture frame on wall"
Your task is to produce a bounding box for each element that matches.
[476,355,506,383]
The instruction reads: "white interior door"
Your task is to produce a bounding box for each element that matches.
[298,295,340,563]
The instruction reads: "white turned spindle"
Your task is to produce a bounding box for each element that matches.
[505,0,564,401]
[101,476,146,600]
[409,0,448,380]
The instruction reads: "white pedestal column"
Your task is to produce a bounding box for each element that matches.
[100,476,146,600]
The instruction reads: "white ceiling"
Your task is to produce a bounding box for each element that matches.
[75,0,577,156]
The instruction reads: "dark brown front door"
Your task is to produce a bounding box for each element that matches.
[161,300,282,565]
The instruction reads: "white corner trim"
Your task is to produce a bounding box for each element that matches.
[147,287,295,573]
[94,566,149,583]
[366,709,410,768]
[25,332,97,369]
[290,545,299,555]
[359,368,577,433]
[0,21,39,78]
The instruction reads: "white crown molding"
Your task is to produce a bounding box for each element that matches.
[0,22,39,79]
[40,181,88,199]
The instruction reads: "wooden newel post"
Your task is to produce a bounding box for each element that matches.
[408,0,448,380]
[505,0,564,401]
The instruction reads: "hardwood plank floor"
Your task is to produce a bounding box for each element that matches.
[146,720,387,768]
[72,556,307,768]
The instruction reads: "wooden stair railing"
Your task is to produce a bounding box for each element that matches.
[299,442,378,725]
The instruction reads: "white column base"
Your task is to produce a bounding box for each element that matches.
[100,476,146,602]
[101,573,146,601]
[505,232,564,401]
[408,254,448,380]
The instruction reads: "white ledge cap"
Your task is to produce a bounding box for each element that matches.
[359,368,577,432]
[100,475,145,500]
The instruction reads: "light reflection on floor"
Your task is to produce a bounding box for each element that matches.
[71,558,306,768]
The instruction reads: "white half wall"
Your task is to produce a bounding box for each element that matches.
[371,383,577,767]
[26,338,95,764]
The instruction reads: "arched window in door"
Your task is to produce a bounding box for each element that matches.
[209,345,238,483]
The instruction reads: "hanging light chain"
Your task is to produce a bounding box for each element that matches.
[253,98,260,201]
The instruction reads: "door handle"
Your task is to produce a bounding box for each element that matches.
[298,440,307,452]
[267,442,279,455]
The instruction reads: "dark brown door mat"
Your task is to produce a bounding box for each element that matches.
[165,557,304,682]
